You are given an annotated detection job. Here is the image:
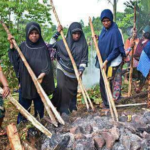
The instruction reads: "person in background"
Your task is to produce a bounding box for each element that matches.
[134,25,150,61]
[0,65,10,136]
[8,22,54,124]
[135,29,150,93]
[124,28,139,83]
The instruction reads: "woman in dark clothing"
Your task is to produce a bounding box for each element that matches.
[51,22,88,115]
[8,22,55,123]
[95,9,126,109]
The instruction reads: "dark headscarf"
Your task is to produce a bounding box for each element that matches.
[95,9,125,68]
[56,22,88,73]
[100,9,113,22]
[25,22,45,48]
[9,22,54,99]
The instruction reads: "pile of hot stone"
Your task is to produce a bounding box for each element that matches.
[41,110,150,150]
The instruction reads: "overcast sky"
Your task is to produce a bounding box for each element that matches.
[48,0,129,27]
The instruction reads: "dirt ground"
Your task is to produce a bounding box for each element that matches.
[0,81,148,150]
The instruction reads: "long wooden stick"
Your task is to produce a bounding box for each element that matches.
[128,5,136,97]
[50,0,94,111]
[0,21,64,126]
[83,86,95,111]
[116,103,147,108]
[0,88,52,138]
[89,17,118,121]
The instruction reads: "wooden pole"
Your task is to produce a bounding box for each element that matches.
[89,17,118,121]
[0,21,64,126]
[128,43,134,97]
[7,123,24,150]
[128,5,136,97]
[0,88,52,138]
[116,103,147,108]
[50,0,94,111]
[83,86,95,111]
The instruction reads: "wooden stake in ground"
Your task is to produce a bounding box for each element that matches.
[128,5,136,97]
[7,123,24,150]
[0,21,64,126]
[0,88,52,138]
[89,17,118,121]
[50,0,94,111]
[83,86,95,111]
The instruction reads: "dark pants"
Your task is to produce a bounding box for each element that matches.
[69,95,77,112]
[100,70,109,108]
[51,69,78,114]
[17,89,44,124]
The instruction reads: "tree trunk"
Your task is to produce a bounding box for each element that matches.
[113,0,117,22]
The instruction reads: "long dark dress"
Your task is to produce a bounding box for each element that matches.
[96,9,126,107]
[51,22,88,114]
[8,22,55,123]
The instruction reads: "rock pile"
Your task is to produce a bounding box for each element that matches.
[41,111,150,150]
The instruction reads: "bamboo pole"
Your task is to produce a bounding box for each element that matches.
[0,88,52,138]
[128,43,134,97]
[0,21,64,126]
[50,0,94,111]
[116,103,147,108]
[89,17,118,121]
[128,6,136,97]
[83,86,95,111]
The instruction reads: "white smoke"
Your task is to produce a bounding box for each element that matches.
[82,40,100,89]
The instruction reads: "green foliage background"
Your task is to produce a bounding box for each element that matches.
[0,0,149,89]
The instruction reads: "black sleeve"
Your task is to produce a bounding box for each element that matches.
[41,48,51,75]
[8,47,20,80]
[81,44,88,65]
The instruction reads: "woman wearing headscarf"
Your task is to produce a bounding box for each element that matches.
[95,9,127,109]
[50,22,88,115]
[8,22,55,123]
